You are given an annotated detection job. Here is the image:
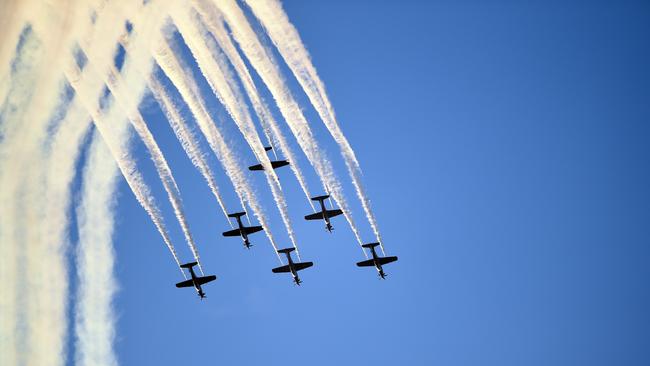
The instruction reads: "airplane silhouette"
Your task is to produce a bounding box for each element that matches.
[248,146,289,171]
[222,212,263,249]
[304,194,343,232]
[175,262,216,299]
[356,243,398,279]
[271,248,313,285]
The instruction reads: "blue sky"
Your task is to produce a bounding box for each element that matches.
[75,1,650,364]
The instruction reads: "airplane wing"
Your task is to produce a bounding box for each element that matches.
[241,226,263,235]
[293,262,313,271]
[194,275,217,285]
[376,256,398,265]
[222,228,242,237]
[356,259,375,267]
[304,212,325,220]
[325,209,343,218]
[175,279,195,288]
[272,265,291,273]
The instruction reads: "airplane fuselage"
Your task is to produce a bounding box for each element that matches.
[235,216,251,248]
[187,267,205,298]
[368,247,386,279]
[285,254,301,285]
[317,199,333,232]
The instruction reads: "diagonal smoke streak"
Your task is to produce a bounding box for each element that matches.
[245,0,385,254]
[77,45,205,274]
[115,7,238,230]
[192,2,315,211]
[73,3,182,365]
[213,0,367,256]
[149,77,233,227]
[64,61,186,276]
[153,33,283,262]
[171,5,302,258]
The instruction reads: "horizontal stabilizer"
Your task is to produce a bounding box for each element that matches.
[377,256,398,265]
[277,247,295,254]
[293,262,313,271]
[362,242,381,249]
[356,259,375,267]
[180,262,198,269]
[227,212,246,218]
[310,194,330,201]
[272,264,291,273]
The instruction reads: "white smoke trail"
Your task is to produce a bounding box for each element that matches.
[170,5,301,257]
[191,3,315,211]
[78,48,206,274]
[213,0,366,255]
[149,77,233,227]
[74,120,120,366]
[0,27,42,365]
[72,3,181,366]
[64,61,186,275]
[70,0,207,274]
[0,1,94,363]
[0,0,33,105]
[245,0,385,253]
[152,34,283,262]
[113,1,236,235]
[43,102,94,366]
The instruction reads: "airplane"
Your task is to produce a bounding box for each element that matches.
[175,262,217,299]
[271,248,313,285]
[304,194,343,232]
[248,146,290,171]
[356,243,398,279]
[222,212,263,249]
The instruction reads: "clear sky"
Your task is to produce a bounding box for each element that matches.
[71,1,650,365]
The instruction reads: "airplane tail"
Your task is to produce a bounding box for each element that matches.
[277,247,295,254]
[362,242,381,249]
[227,212,246,218]
[310,194,330,202]
[180,262,198,269]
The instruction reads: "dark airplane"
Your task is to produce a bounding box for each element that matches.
[248,146,289,171]
[175,262,216,299]
[271,248,313,285]
[222,212,263,249]
[304,194,343,232]
[356,243,398,279]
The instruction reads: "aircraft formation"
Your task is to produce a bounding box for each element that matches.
[176,147,398,299]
